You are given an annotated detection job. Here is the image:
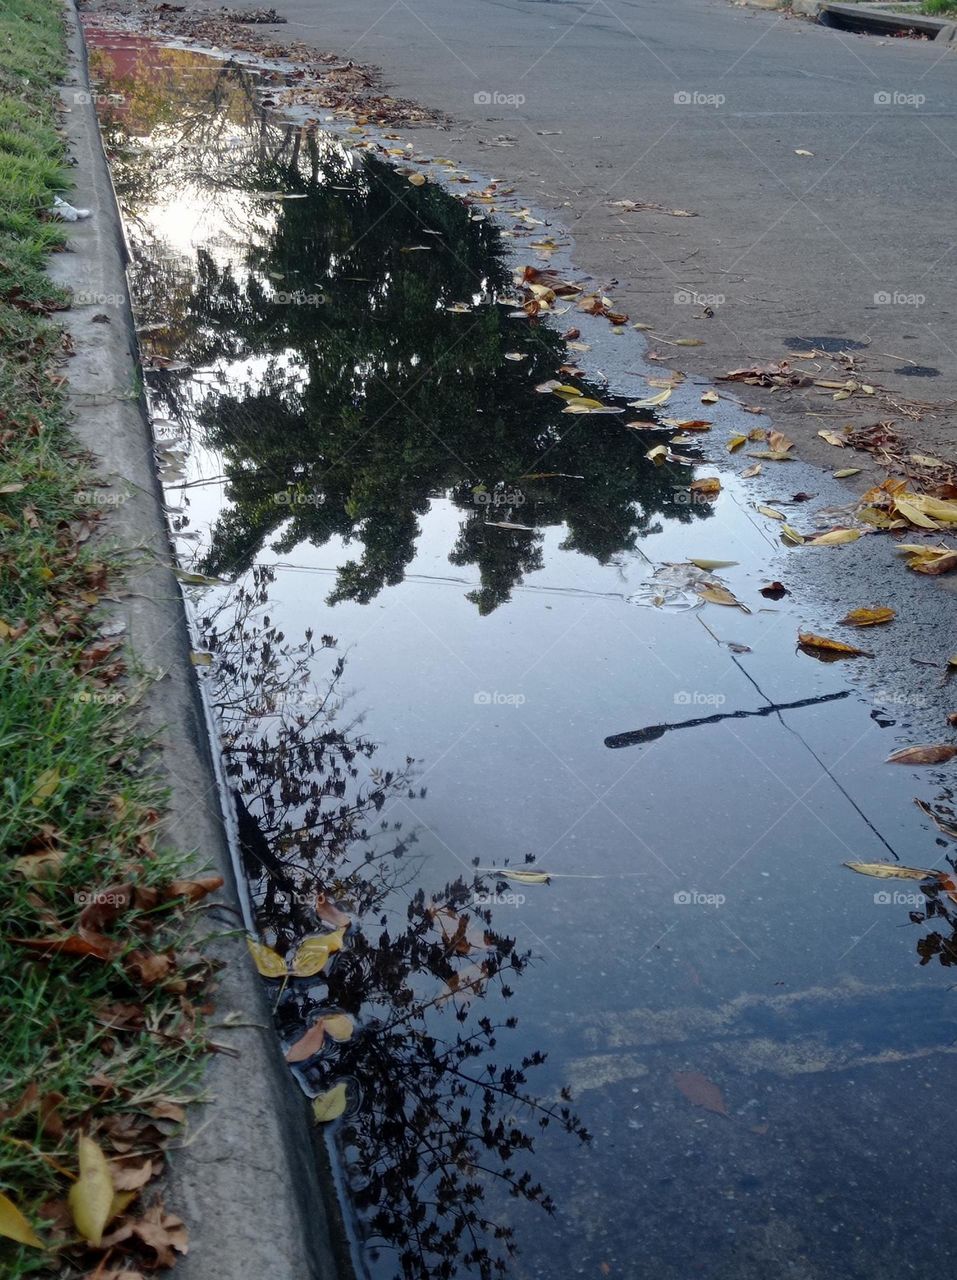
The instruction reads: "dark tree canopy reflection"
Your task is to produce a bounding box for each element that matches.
[91,45,710,615]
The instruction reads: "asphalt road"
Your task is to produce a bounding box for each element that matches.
[215,0,957,462]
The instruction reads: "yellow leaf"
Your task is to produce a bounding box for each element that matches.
[0,1191,44,1249]
[629,389,672,408]
[674,338,704,346]
[833,468,861,478]
[696,584,749,611]
[69,1135,114,1247]
[689,559,738,570]
[805,529,861,546]
[646,445,669,466]
[501,870,550,884]
[190,651,214,666]
[313,1082,348,1123]
[895,497,940,530]
[747,450,794,461]
[690,477,721,496]
[551,384,583,398]
[728,434,746,451]
[407,173,426,186]
[781,524,805,546]
[840,607,895,627]
[818,431,845,447]
[701,390,719,404]
[291,936,332,978]
[317,927,346,955]
[844,862,935,880]
[797,632,867,657]
[757,505,785,521]
[29,768,60,805]
[322,1013,355,1042]
[246,936,287,979]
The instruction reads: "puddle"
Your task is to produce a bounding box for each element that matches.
[86,32,957,1280]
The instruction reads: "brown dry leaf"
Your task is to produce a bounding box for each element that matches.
[701,390,719,404]
[915,798,957,840]
[165,875,223,903]
[741,463,762,479]
[768,430,794,453]
[407,173,426,186]
[886,744,957,766]
[757,505,785,521]
[646,445,669,466]
[797,632,869,658]
[101,1204,188,1268]
[285,1019,328,1063]
[661,418,711,431]
[690,477,721,496]
[818,430,845,447]
[673,1070,728,1116]
[760,581,788,599]
[696,584,749,612]
[840,607,895,628]
[69,1134,114,1247]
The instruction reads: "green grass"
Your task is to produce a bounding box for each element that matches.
[0,1,211,1273]
[922,0,957,14]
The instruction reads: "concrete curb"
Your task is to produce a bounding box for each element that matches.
[819,0,957,37]
[52,4,349,1277]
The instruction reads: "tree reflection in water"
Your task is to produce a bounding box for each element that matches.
[89,45,711,616]
[201,568,589,1279]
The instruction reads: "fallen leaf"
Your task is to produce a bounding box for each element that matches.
[407,173,426,186]
[246,936,287,979]
[833,468,861,478]
[689,559,738,570]
[795,148,814,156]
[818,431,845,447]
[741,463,762,478]
[757,505,785,521]
[840,607,895,627]
[690,477,721,496]
[760,581,788,599]
[797,632,869,658]
[315,893,351,928]
[629,389,673,408]
[500,870,550,884]
[285,1020,328,1063]
[29,768,60,805]
[322,1013,355,1041]
[69,1135,114,1247]
[728,434,747,451]
[646,445,669,466]
[804,529,861,546]
[696,584,749,611]
[886,744,957,766]
[674,338,704,347]
[0,1191,43,1249]
[313,1082,348,1123]
[844,861,936,880]
[701,390,719,404]
[673,1070,728,1116]
[291,936,332,978]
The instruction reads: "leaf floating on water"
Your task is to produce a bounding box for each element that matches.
[886,744,957,766]
[646,445,669,466]
[797,632,869,658]
[246,936,286,979]
[485,521,535,531]
[780,524,805,545]
[69,1135,114,1247]
[840,607,895,627]
[407,173,427,186]
[690,477,721,497]
[844,861,936,881]
[504,352,527,362]
[313,1082,348,1123]
[661,418,712,432]
[805,529,861,546]
[0,1191,43,1249]
[500,870,551,884]
[190,651,214,667]
[915,798,957,840]
[696,584,749,612]
[673,1070,728,1116]
[174,569,229,586]
[291,936,333,978]
[322,1013,355,1042]
[629,389,673,408]
[286,1013,355,1063]
[757,505,785,521]
[689,559,738,570]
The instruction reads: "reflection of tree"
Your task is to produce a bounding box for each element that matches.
[201,571,588,1280]
[94,53,710,614]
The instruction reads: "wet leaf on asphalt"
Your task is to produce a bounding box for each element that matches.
[661,418,711,431]
[701,390,719,404]
[728,434,747,451]
[741,463,762,478]
[673,1070,728,1116]
[629,389,672,408]
[886,744,957,766]
[915,798,957,840]
[69,1135,114,1247]
[833,468,861,478]
[690,477,721,497]
[818,431,845,447]
[805,529,861,546]
[646,445,669,466]
[313,1082,348,1123]
[696,583,749,611]
[407,173,426,186]
[780,524,805,545]
[689,559,738,570]
[840,607,895,627]
[0,1191,43,1249]
[760,581,788,599]
[757,505,785,521]
[797,632,870,659]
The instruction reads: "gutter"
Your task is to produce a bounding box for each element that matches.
[51,2,353,1275]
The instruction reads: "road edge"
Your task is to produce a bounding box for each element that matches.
[52,4,350,1276]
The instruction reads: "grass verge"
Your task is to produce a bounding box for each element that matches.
[1,1,219,1273]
